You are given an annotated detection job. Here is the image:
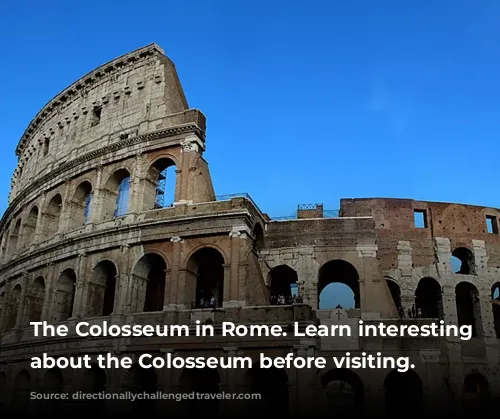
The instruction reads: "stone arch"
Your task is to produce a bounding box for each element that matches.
[318,260,360,310]
[268,265,299,305]
[463,372,490,413]
[40,368,64,414]
[492,282,500,338]
[384,370,423,417]
[144,156,177,210]
[102,168,131,220]
[24,205,39,247]
[70,180,93,228]
[252,223,265,252]
[87,260,117,317]
[5,284,22,331]
[11,370,31,414]
[186,247,225,309]
[52,268,77,322]
[132,253,168,313]
[244,361,288,415]
[42,193,63,238]
[26,276,45,324]
[451,247,475,275]
[385,278,402,317]
[9,219,21,254]
[320,368,364,416]
[455,281,482,338]
[415,277,443,319]
[179,367,221,414]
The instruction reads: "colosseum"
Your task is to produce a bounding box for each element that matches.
[0,43,498,418]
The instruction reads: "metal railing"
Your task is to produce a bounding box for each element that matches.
[272,209,340,220]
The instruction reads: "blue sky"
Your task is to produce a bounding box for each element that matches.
[1,0,499,308]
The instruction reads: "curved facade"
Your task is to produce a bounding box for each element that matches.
[0,44,499,417]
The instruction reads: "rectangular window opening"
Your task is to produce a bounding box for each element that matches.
[43,139,50,157]
[486,215,498,234]
[91,106,102,127]
[414,210,428,228]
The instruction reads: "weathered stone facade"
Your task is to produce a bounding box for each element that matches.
[0,44,498,417]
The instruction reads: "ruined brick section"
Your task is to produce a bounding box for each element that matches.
[0,46,498,417]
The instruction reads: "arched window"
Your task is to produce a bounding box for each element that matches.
[115,176,130,217]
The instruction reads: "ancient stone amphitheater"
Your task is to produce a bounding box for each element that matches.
[0,43,498,418]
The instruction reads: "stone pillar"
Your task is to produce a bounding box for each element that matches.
[72,252,87,318]
[0,283,12,334]
[477,291,492,338]
[175,135,204,205]
[33,193,46,244]
[357,244,378,314]
[129,153,147,213]
[442,285,458,325]
[58,180,72,234]
[15,274,29,329]
[224,226,249,308]
[435,237,452,274]
[296,248,319,308]
[166,236,183,310]
[88,166,103,223]
[472,240,487,275]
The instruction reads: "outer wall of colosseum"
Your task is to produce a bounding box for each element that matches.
[0,43,498,418]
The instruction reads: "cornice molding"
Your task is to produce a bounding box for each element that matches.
[16,43,164,157]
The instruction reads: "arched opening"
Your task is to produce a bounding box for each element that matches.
[70,181,93,228]
[179,368,221,414]
[415,277,443,319]
[384,370,423,417]
[9,219,21,254]
[52,269,76,322]
[456,282,482,338]
[246,363,288,415]
[253,223,265,252]
[145,158,177,210]
[102,169,130,220]
[268,265,300,305]
[12,370,31,414]
[492,283,500,338]
[321,369,364,416]
[88,261,117,317]
[0,372,6,414]
[187,247,225,309]
[318,260,360,310]
[78,364,107,414]
[40,368,64,414]
[26,277,45,324]
[124,364,157,415]
[43,194,63,238]
[132,253,167,313]
[463,373,490,414]
[24,206,39,247]
[386,279,403,317]
[451,247,475,275]
[6,284,22,331]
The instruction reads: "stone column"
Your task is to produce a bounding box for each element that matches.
[472,240,487,275]
[224,227,249,308]
[357,244,378,314]
[88,166,103,223]
[175,135,204,205]
[166,236,183,310]
[15,274,29,329]
[435,237,452,275]
[72,252,87,318]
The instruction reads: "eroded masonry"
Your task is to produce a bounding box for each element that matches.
[0,44,498,417]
